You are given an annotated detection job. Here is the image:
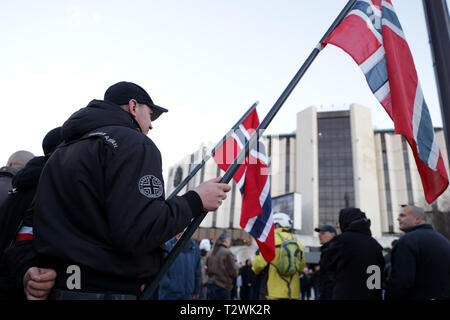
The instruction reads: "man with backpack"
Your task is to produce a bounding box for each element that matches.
[252,212,305,300]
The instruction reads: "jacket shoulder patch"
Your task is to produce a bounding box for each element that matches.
[138,175,163,199]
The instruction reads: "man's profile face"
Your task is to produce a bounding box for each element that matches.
[135,103,153,135]
[128,99,153,135]
[397,206,421,232]
[318,231,335,245]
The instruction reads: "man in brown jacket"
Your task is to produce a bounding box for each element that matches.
[206,232,239,300]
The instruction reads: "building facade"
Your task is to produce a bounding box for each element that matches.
[165,104,450,254]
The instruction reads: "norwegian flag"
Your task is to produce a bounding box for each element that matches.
[323,0,448,203]
[213,108,275,262]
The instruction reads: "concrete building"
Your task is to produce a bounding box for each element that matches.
[165,104,450,262]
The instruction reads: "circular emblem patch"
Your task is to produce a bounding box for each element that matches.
[138,175,163,199]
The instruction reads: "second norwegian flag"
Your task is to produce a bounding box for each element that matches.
[213,108,275,263]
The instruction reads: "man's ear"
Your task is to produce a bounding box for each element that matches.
[127,99,138,117]
[416,215,424,225]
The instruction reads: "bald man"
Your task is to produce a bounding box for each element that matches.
[386,205,450,300]
[0,151,34,207]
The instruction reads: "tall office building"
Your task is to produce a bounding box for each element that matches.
[166,104,450,249]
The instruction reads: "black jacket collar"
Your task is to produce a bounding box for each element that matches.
[62,100,142,142]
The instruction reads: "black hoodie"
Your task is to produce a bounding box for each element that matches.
[0,157,45,299]
[320,208,384,300]
[0,156,45,256]
[33,100,203,294]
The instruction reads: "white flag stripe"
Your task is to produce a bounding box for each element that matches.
[373,80,391,102]
[428,138,439,171]
[360,46,385,74]
[381,0,395,12]
[412,84,424,141]
[244,216,257,233]
[249,149,268,165]
[18,226,33,235]
[259,177,271,206]
[231,132,245,150]
[360,0,382,17]
[237,171,246,191]
[382,18,405,40]
[239,124,252,141]
[258,211,274,242]
[348,9,383,44]
[233,125,269,164]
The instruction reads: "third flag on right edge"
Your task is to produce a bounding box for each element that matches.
[322,0,449,203]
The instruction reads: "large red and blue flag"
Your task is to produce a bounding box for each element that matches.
[323,0,448,203]
[213,108,275,262]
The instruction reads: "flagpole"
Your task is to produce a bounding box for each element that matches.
[422,0,450,169]
[166,101,258,201]
[140,0,357,300]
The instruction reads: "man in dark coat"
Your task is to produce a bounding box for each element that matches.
[0,127,62,300]
[0,157,46,300]
[314,224,337,300]
[32,82,231,300]
[320,208,384,300]
[240,259,258,300]
[385,205,450,300]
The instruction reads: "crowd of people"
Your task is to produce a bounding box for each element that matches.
[165,206,450,301]
[0,81,449,300]
[157,206,450,301]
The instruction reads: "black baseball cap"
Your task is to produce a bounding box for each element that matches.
[314,224,337,234]
[104,81,168,121]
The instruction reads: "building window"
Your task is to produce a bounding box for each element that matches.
[173,166,183,188]
[381,133,394,232]
[402,137,414,205]
[285,137,290,193]
[200,147,206,184]
[317,114,354,226]
[187,153,195,190]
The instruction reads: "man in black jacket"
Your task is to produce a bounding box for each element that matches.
[320,208,384,300]
[0,127,62,300]
[385,205,450,300]
[314,224,337,300]
[239,259,258,300]
[32,81,231,300]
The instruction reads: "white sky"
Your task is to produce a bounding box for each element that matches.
[0,0,448,178]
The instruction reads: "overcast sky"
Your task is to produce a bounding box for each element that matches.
[0,0,448,178]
